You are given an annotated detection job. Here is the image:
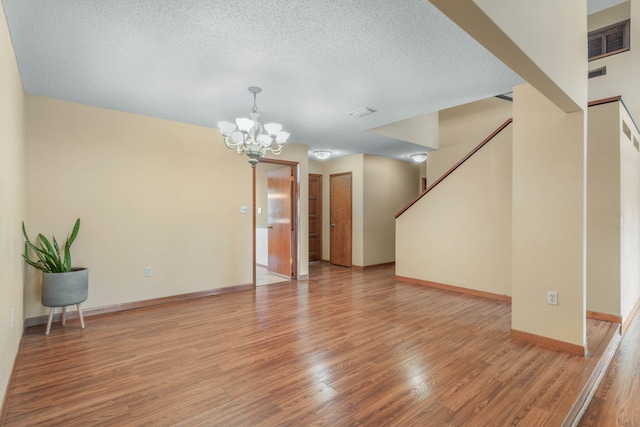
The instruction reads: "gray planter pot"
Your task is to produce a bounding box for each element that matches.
[42,268,88,335]
[42,268,89,307]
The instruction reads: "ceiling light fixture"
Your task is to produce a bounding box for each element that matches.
[410,153,427,163]
[313,150,332,160]
[218,86,290,167]
[349,107,377,117]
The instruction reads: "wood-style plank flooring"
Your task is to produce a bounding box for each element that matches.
[579,306,640,426]
[2,263,622,426]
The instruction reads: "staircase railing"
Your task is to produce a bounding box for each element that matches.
[396,118,513,218]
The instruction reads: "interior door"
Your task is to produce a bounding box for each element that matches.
[308,174,322,262]
[330,172,352,267]
[268,166,293,277]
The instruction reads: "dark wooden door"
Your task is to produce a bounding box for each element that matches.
[268,166,293,277]
[330,173,352,267]
[308,174,323,262]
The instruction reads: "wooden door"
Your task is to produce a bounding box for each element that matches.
[308,174,322,262]
[330,173,352,267]
[268,166,293,277]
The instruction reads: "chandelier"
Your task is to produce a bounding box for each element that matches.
[217,86,290,167]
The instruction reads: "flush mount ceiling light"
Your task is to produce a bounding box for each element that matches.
[349,107,377,117]
[218,86,290,167]
[313,150,332,160]
[410,153,427,163]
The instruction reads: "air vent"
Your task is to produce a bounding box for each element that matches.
[349,107,377,117]
[623,121,632,141]
[588,67,606,79]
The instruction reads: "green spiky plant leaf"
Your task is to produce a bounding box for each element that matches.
[22,219,81,273]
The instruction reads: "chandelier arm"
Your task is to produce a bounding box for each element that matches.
[223,138,243,150]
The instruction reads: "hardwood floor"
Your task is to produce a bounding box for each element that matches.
[2,263,621,426]
[579,306,640,426]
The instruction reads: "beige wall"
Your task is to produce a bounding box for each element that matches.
[312,154,417,267]
[587,102,622,316]
[24,95,309,319]
[396,124,512,296]
[368,111,439,150]
[512,84,586,348]
[588,2,640,120]
[308,159,323,175]
[363,156,420,266]
[0,0,25,406]
[619,105,640,320]
[587,99,640,322]
[428,97,512,184]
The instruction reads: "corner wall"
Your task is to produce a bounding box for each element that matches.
[0,0,25,407]
[24,95,261,318]
[312,154,418,267]
[363,155,420,266]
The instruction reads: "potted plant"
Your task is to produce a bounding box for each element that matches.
[22,218,88,335]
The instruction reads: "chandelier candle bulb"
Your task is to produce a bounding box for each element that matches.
[218,86,290,167]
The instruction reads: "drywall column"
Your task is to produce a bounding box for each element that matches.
[512,84,587,354]
[431,0,588,354]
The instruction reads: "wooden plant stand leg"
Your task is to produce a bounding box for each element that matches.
[46,307,55,335]
[62,306,67,326]
[77,303,85,329]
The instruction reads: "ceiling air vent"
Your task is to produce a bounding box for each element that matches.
[349,107,377,117]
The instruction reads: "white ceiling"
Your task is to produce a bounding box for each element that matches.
[1,0,619,161]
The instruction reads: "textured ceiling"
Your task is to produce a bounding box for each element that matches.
[1,0,616,161]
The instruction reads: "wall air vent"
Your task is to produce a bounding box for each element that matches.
[349,107,377,117]
[588,67,607,79]
[623,121,632,141]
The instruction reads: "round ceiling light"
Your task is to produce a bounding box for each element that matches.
[410,153,427,163]
[313,150,332,160]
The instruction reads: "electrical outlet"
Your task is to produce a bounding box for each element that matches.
[547,291,558,306]
[145,267,152,277]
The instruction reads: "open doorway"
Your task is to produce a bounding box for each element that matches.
[254,159,299,286]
